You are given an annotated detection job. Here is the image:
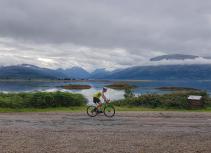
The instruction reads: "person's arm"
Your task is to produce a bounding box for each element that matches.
[102,93,107,102]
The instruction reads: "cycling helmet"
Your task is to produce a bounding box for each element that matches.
[103,87,108,92]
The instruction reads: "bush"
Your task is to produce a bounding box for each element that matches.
[206,98,211,106]
[112,91,209,109]
[0,92,87,108]
[124,88,135,99]
[0,93,25,108]
[114,94,161,108]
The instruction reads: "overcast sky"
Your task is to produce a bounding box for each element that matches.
[0,0,211,71]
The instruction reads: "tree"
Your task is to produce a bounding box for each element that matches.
[124,88,135,99]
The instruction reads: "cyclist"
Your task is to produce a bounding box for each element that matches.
[93,87,108,112]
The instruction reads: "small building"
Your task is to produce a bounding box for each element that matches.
[188,95,203,108]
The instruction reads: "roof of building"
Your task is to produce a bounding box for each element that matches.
[188,95,202,100]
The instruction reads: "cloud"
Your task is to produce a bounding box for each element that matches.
[0,0,211,70]
[149,57,211,66]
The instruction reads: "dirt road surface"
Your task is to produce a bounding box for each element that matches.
[0,112,211,153]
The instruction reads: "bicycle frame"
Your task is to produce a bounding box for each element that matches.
[87,100,115,117]
[98,102,113,112]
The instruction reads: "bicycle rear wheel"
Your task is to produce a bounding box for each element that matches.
[87,106,97,117]
[104,105,115,117]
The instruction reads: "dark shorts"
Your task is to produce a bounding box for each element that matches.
[93,97,101,104]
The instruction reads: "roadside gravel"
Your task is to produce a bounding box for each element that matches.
[0,112,211,153]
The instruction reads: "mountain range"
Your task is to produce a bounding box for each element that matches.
[95,64,211,80]
[150,54,199,61]
[57,67,90,79]
[0,54,211,80]
[0,64,66,79]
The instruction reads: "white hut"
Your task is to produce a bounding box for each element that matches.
[188,95,203,108]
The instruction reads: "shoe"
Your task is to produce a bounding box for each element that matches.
[97,110,103,113]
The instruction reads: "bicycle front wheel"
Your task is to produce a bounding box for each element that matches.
[87,106,97,117]
[104,105,115,117]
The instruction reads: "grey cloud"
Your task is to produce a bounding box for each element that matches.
[0,0,211,69]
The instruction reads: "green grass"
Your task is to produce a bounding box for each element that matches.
[0,106,86,113]
[115,106,211,112]
[0,106,211,113]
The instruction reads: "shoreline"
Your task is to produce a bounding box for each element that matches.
[0,79,210,82]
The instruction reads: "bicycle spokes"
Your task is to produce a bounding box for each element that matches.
[87,106,97,117]
[104,106,115,117]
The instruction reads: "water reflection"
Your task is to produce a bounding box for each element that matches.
[0,80,211,103]
[44,87,124,104]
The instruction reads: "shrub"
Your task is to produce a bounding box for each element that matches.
[138,94,161,108]
[0,92,87,108]
[0,94,25,108]
[206,98,211,106]
[112,91,209,109]
[124,88,135,99]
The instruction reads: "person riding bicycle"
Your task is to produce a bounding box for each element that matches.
[93,87,108,113]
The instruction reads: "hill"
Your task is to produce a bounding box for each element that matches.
[89,68,111,78]
[1,63,211,80]
[0,64,66,79]
[57,67,90,79]
[93,64,211,80]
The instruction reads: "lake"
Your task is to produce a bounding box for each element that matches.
[0,80,210,104]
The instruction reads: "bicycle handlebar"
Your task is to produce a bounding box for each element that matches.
[104,99,110,103]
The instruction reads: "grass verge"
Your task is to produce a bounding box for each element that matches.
[0,106,86,113]
[115,106,211,112]
[0,106,211,113]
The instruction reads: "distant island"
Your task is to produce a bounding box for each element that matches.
[60,84,91,90]
[156,86,201,91]
[106,83,137,90]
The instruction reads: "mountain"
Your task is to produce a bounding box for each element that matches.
[93,64,211,80]
[204,56,211,59]
[89,68,111,78]
[0,64,67,79]
[2,63,211,80]
[150,54,199,61]
[0,64,91,79]
[58,67,90,79]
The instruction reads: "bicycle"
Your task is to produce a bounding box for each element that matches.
[87,100,115,118]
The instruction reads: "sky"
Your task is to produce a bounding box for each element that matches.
[0,0,211,71]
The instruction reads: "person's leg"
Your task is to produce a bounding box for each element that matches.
[96,102,102,110]
[93,97,102,111]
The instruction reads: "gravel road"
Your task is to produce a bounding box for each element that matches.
[0,112,211,153]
